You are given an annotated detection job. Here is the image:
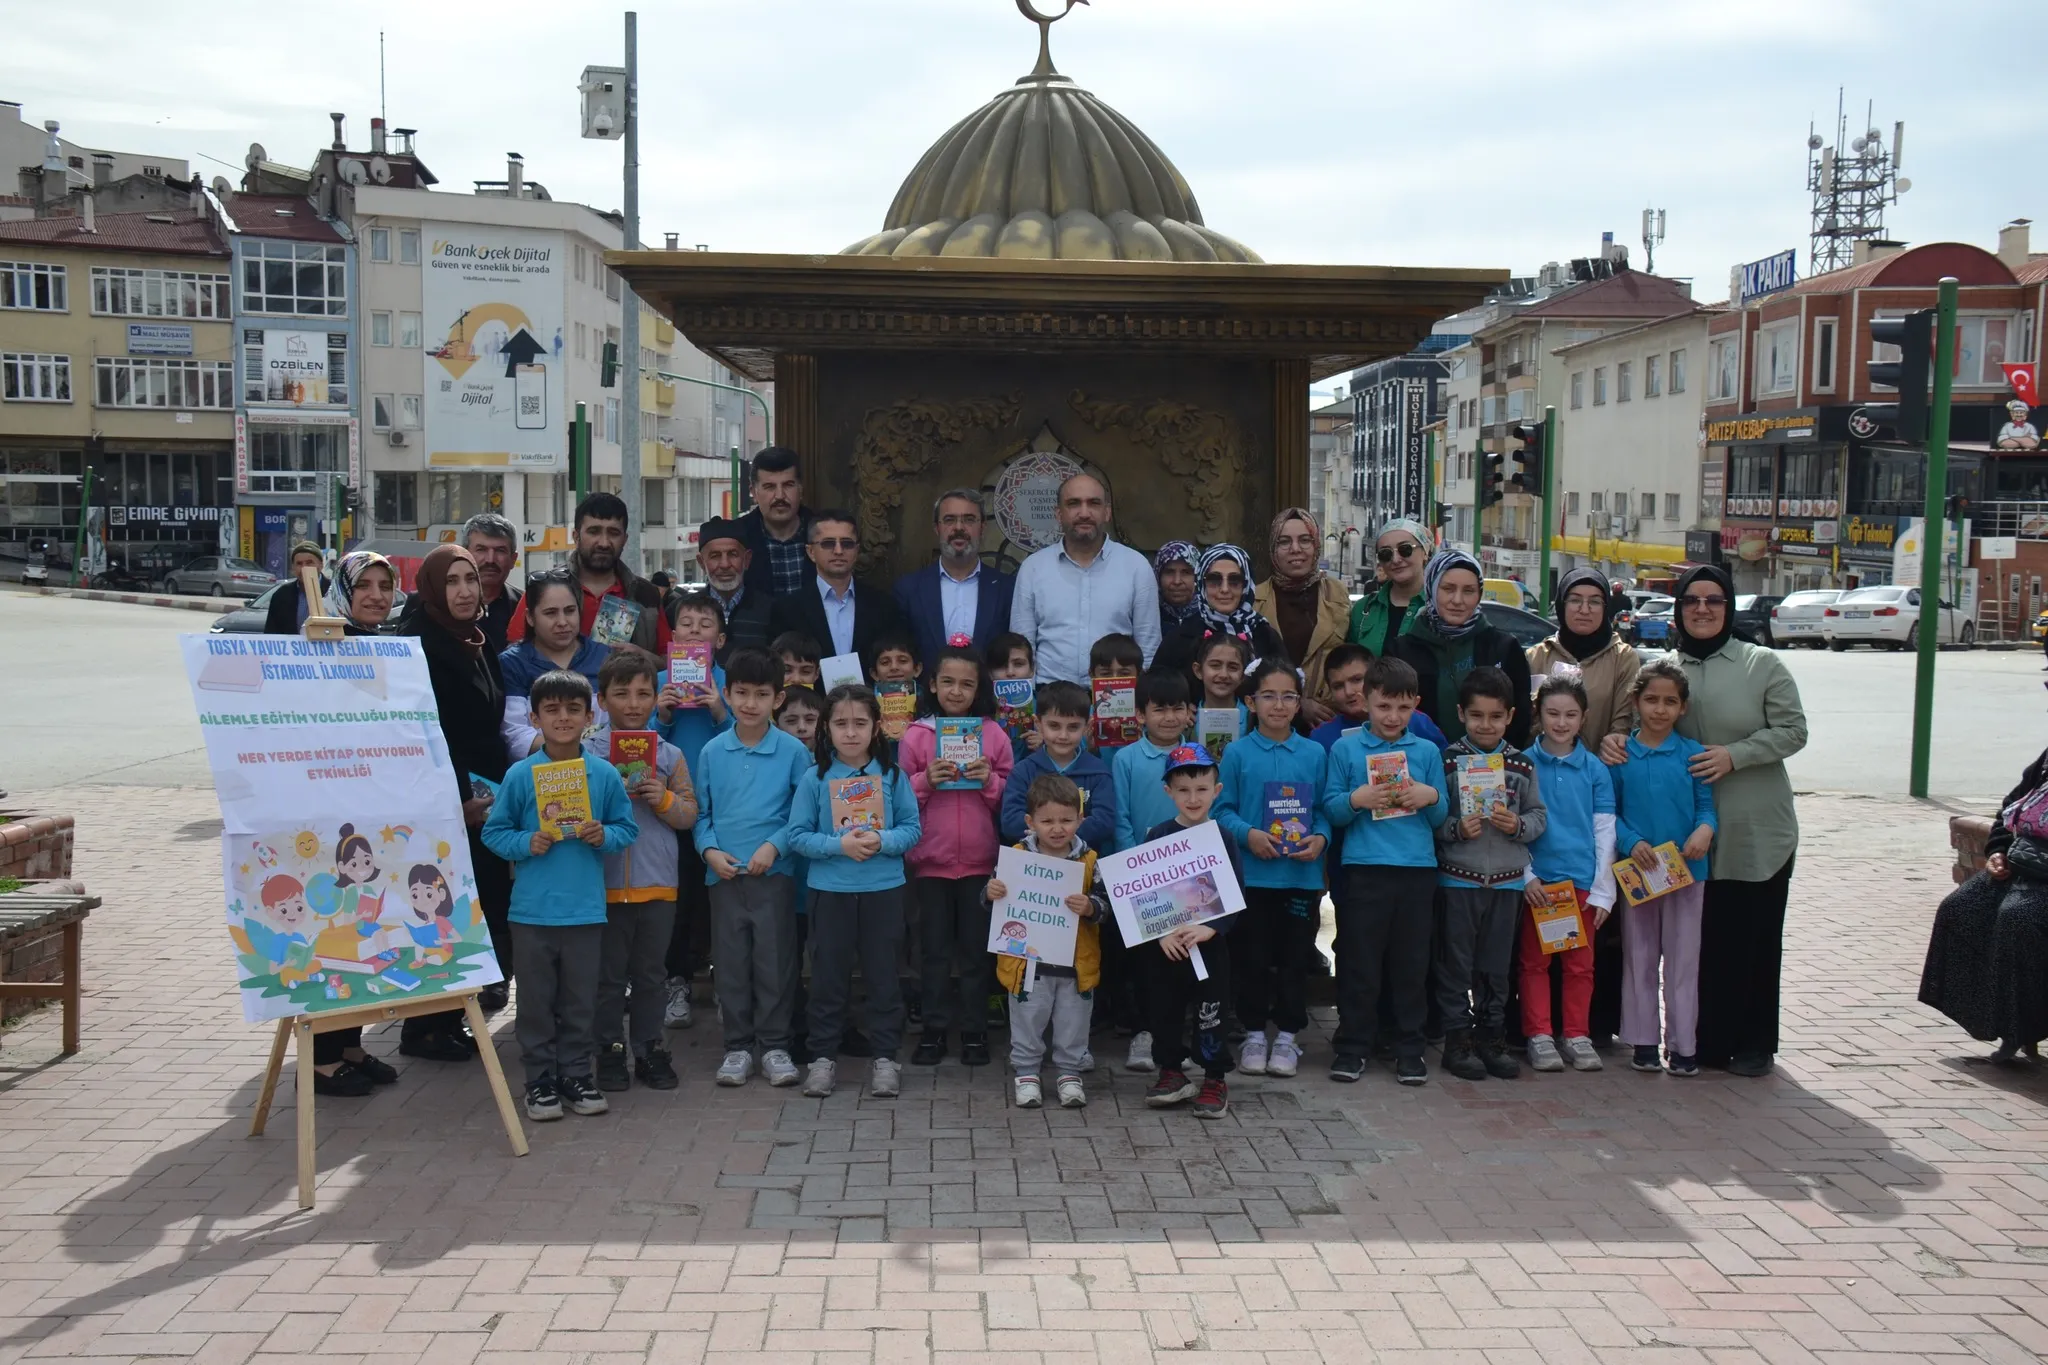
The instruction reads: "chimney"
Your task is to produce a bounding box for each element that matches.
[1851,238,1906,267]
[329,112,346,150]
[1999,219,2033,269]
[506,152,524,199]
[80,192,95,234]
[370,117,387,155]
[663,231,679,250]
[91,152,112,186]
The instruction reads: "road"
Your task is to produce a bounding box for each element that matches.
[2,590,2045,802]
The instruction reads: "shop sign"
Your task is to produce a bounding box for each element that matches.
[1772,525,1829,558]
[261,329,329,405]
[1401,380,1426,520]
[1684,529,1722,564]
[1980,536,2019,559]
[1721,525,1773,562]
[1705,410,1817,444]
[1738,248,1798,304]
[126,323,193,356]
[1775,498,1840,519]
[1726,496,1775,517]
[107,506,225,526]
[1842,514,1901,555]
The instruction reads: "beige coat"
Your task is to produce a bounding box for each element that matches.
[1255,575,1354,702]
[1525,635,1642,739]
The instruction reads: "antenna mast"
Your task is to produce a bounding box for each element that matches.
[379,31,387,125]
[1806,89,1909,275]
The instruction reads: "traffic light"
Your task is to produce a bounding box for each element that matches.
[1508,418,1546,494]
[1480,451,1504,507]
[1865,308,1933,444]
[600,339,619,388]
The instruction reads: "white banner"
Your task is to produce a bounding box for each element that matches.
[422,223,565,471]
[986,845,1084,968]
[261,329,330,405]
[1097,820,1245,946]
[183,634,501,1022]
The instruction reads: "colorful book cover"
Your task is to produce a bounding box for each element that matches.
[819,652,864,692]
[993,677,1037,742]
[935,716,983,791]
[590,595,643,648]
[876,680,918,741]
[1456,752,1508,817]
[1531,880,1586,954]
[1197,707,1241,762]
[829,774,886,832]
[1612,841,1695,907]
[1092,673,1139,749]
[532,758,593,837]
[1367,750,1413,820]
[667,639,713,704]
[1262,780,1313,854]
[608,730,658,787]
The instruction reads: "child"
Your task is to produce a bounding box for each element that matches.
[985,773,1108,1109]
[1142,746,1244,1118]
[776,683,825,1057]
[1089,633,1145,758]
[900,646,1012,1067]
[776,685,824,745]
[772,630,823,691]
[986,631,1041,760]
[656,590,732,1033]
[481,670,639,1122]
[1308,644,1450,754]
[587,647,700,1093]
[789,684,924,1098]
[1215,657,1329,1080]
[1519,671,1617,1074]
[1320,656,1450,1085]
[1189,633,1252,743]
[694,648,813,1088]
[1610,658,1716,1077]
[1434,665,1545,1082]
[1113,669,1194,860]
[1001,681,1115,849]
[871,630,921,688]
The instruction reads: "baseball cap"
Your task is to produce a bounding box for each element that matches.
[1164,744,1217,778]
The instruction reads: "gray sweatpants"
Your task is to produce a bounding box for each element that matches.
[710,874,799,1052]
[1007,973,1091,1078]
[597,898,675,1055]
[1435,884,1521,1034]
[512,920,603,1082]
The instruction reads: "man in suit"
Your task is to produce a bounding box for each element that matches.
[768,509,904,668]
[697,515,775,659]
[892,488,1015,672]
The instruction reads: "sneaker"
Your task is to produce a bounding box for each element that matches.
[1192,1077,1229,1118]
[716,1049,754,1087]
[1631,1045,1663,1073]
[911,1032,946,1066]
[1395,1055,1428,1086]
[1125,1030,1155,1072]
[1440,1030,1487,1081]
[1476,1030,1521,1080]
[761,1049,800,1087]
[635,1045,679,1090]
[960,1033,991,1067]
[1146,1069,1198,1107]
[596,1041,632,1092]
[560,1074,609,1116]
[869,1058,902,1098]
[1238,1031,1269,1075]
[1562,1036,1603,1071]
[803,1057,836,1097]
[524,1076,563,1121]
[1056,1073,1087,1108]
[1528,1035,1565,1072]
[1666,1052,1701,1077]
[1267,1033,1301,1079]
[1013,1074,1043,1108]
[1329,1054,1366,1083]
[663,977,694,1029]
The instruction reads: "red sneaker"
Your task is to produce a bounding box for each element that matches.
[1192,1077,1229,1119]
[1145,1069,1197,1107]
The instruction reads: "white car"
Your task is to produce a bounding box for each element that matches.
[1822,585,1973,651]
[1769,589,1841,648]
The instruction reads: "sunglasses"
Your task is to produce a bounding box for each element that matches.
[1682,595,1729,609]
[1203,572,1246,588]
[1376,542,1421,563]
[811,537,858,551]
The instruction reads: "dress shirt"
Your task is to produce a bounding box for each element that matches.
[937,561,981,645]
[818,575,856,657]
[710,582,746,616]
[1010,538,1161,682]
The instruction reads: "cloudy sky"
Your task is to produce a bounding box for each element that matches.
[9,0,2033,326]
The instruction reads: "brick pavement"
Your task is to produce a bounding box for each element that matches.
[1,784,2044,1364]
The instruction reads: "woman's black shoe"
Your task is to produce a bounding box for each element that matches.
[911,1032,946,1066]
[1726,1053,1773,1077]
[349,1052,399,1085]
[399,1030,474,1063]
[311,1061,375,1097]
[959,1034,991,1067]
[478,983,510,1013]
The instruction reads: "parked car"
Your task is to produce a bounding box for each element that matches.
[1768,589,1841,648]
[1823,585,1973,650]
[1478,599,1556,648]
[1482,577,1542,611]
[1733,594,1784,648]
[1617,594,1674,646]
[164,555,278,599]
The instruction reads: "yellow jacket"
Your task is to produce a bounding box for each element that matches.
[993,840,1104,996]
[1255,575,1354,703]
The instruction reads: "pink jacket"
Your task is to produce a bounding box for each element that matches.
[900,716,1013,879]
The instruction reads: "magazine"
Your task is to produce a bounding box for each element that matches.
[1455,752,1508,818]
[1612,841,1695,906]
[1367,750,1413,820]
[828,773,886,832]
[935,716,983,791]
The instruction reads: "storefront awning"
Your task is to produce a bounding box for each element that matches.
[1550,534,1690,567]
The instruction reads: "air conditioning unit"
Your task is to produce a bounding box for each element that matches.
[387,430,406,446]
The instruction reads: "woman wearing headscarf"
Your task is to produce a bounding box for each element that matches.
[1347,518,1432,657]
[1154,543,1287,680]
[261,540,332,635]
[1669,564,1808,1076]
[1528,567,1644,759]
[1154,541,1202,637]
[1390,549,1532,748]
[398,543,515,1046]
[1256,508,1352,727]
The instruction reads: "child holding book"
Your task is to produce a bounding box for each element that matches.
[481,670,640,1122]
[655,589,731,1033]
[1191,634,1252,743]
[587,648,699,1093]
[984,773,1108,1109]
[1142,746,1245,1119]
[1320,656,1450,1085]
[1307,644,1449,754]
[1610,657,1716,1077]
[789,684,924,1098]
[772,631,823,691]
[1088,633,1145,758]
[775,683,824,1057]
[1434,665,1545,1082]
[694,648,813,1089]
[1001,681,1115,848]
[1106,668,1193,1072]
[901,646,1013,1068]
[870,628,923,739]
[986,631,1041,760]
[1215,657,1329,1079]
[1519,670,1618,1075]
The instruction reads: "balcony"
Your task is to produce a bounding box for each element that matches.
[1973,501,2048,539]
[654,317,675,346]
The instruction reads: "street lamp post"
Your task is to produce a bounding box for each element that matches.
[581,15,641,572]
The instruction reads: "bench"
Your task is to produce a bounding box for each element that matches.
[0,894,98,1055]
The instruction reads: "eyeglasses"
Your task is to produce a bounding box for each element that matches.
[1375,542,1421,563]
[1203,572,1246,588]
[1682,595,1729,610]
[1252,692,1301,705]
[811,537,858,551]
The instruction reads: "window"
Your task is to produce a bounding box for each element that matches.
[605,267,622,302]
[1505,388,1528,421]
[90,267,229,318]
[240,241,347,315]
[398,230,420,265]
[1593,367,1607,405]
[1645,354,1662,398]
[1708,339,1736,400]
[94,357,233,409]
[2,353,71,401]
[368,228,391,262]
[1757,322,1797,395]
[1567,490,1580,517]
[2,261,67,311]
[1480,394,1500,426]
[1669,348,1687,394]
[1617,360,1633,402]
[1569,372,1584,409]
[371,311,392,346]
[1641,492,1656,519]
[398,312,421,349]
[1953,315,2017,387]
[642,478,666,525]
[1812,317,1837,392]
[606,397,621,442]
[374,472,416,525]
[574,245,587,283]
[371,394,394,430]
[399,394,422,429]
[427,472,502,526]
[245,424,345,493]
[1590,491,1605,512]
[574,322,587,359]
[1664,493,1681,521]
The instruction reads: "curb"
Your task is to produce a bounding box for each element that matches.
[37,587,227,615]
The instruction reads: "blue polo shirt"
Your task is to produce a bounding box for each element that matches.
[692,723,810,884]
[1215,728,1332,891]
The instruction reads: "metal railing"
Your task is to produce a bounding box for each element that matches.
[1971,501,2048,539]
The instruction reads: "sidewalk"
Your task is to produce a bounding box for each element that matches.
[0,786,2043,1364]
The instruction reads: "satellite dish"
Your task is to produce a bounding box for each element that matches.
[338,158,368,186]
[210,175,231,195]
[1850,136,1867,153]
[246,141,267,169]
[1895,178,1912,194]
[368,156,392,184]
[1807,134,1823,150]
[1867,127,1882,142]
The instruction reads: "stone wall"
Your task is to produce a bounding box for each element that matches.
[1,814,77,1024]
[1950,814,1993,885]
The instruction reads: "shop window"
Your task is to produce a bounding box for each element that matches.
[374,473,417,526]
[1,261,67,312]
[245,424,345,494]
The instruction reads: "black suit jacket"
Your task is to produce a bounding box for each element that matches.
[891,561,1015,668]
[769,576,904,667]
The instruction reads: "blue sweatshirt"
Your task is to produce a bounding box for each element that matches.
[1527,740,1617,898]
[692,723,810,885]
[1112,734,1183,855]
[1321,727,1451,868]
[1611,731,1717,881]
[789,759,923,893]
[1308,710,1449,754]
[1215,728,1332,891]
[655,662,732,775]
[481,751,638,926]
[1002,745,1116,851]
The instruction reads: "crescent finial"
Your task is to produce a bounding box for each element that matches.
[1016,0,1088,82]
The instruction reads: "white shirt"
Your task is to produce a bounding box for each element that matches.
[818,575,856,657]
[938,561,980,644]
[1010,538,1161,683]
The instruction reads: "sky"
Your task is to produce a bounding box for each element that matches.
[7,0,2034,382]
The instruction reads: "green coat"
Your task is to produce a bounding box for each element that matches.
[1672,640,1807,882]
[1346,584,1420,658]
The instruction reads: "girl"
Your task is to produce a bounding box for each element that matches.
[1389,550,1532,748]
[1155,544,1286,680]
[1192,634,1252,740]
[1610,658,1716,1076]
[901,647,1015,1068]
[500,569,606,761]
[788,685,923,1100]
[1519,671,1616,1074]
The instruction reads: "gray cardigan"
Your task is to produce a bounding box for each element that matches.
[1435,740,1548,886]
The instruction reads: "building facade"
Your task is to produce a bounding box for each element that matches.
[1345,354,1446,548]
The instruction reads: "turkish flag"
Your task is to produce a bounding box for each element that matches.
[2005,363,2039,407]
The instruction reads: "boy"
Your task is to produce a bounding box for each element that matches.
[656,590,732,1032]
[1434,666,1545,1082]
[771,630,823,691]
[870,630,922,687]
[588,648,700,1092]
[1320,656,1450,1086]
[481,670,639,1121]
[1111,668,1193,1072]
[1001,681,1116,849]
[1308,644,1449,753]
[693,648,813,1087]
[986,631,1040,760]
[775,685,824,747]
[1142,746,1244,1119]
[984,774,1108,1109]
[1089,633,1145,758]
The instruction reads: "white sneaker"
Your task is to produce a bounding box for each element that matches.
[761,1049,799,1087]
[869,1058,902,1098]
[715,1049,754,1086]
[1013,1074,1043,1108]
[1266,1033,1300,1078]
[1527,1035,1565,1072]
[1562,1036,1604,1071]
[802,1057,836,1097]
[663,977,694,1029]
[1056,1074,1087,1108]
[1238,1030,1270,1075]
[1125,1030,1155,1072]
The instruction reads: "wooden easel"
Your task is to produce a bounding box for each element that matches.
[249,989,527,1209]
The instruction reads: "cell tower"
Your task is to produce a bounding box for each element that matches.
[1806,90,1910,276]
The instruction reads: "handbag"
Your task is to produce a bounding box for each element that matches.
[2004,781,2048,843]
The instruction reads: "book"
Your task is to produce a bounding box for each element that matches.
[1455,752,1508,818]
[590,595,643,648]
[1612,841,1696,907]
[876,680,917,741]
[935,716,983,791]
[608,730,659,788]
[1530,880,1586,955]
[1367,750,1413,820]
[829,773,887,832]
[532,758,593,837]
[667,640,713,705]
[1262,780,1313,854]
[819,652,864,692]
[1092,673,1139,749]
[1197,707,1241,762]
[993,677,1036,742]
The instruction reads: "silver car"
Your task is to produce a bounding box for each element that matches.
[163,555,279,600]
[1769,589,1840,648]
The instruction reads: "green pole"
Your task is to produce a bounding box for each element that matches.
[69,466,94,587]
[1908,277,1959,800]
[729,445,741,518]
[1538,405,1557,602]
[572,402,590,504]
[1471,436,1484,562]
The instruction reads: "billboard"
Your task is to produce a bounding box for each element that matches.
[421,224,565,471]
[1737,249,1797,304]
[261,329,330,404]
